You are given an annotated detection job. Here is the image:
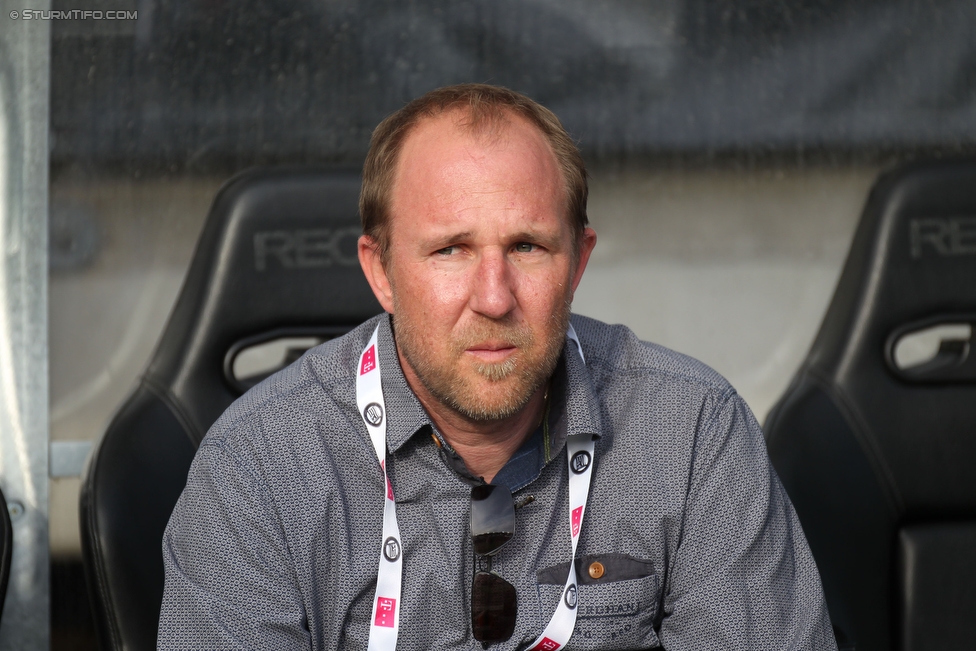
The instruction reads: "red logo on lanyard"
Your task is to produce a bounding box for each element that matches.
[532,637,561,651]
[374,597,397,627]
[571,506,583,537]
[380,460,394,500]
[360,345,377,375]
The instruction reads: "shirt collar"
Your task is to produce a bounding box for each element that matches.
[546,318,605,461]
[374,312,605,455]
[374,314,434,453]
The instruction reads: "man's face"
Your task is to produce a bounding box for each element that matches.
[361,110,595,421]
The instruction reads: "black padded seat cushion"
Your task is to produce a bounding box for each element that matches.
[79,168,381,651]
[898,522,976,651]
[80,388,197,650]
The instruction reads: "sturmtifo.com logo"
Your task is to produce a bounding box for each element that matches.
[9,9,138,19]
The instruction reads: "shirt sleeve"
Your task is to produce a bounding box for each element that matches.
[157,432,310,651]
[658,390,838,651]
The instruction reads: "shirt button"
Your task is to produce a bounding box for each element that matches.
[588,561,605,579]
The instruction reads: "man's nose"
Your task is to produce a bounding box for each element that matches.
[469,249,517,319]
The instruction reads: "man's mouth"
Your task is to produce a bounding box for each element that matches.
[465,342,517,363]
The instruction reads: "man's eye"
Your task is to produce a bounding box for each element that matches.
[435,246,457,255]
[514,243,535,253]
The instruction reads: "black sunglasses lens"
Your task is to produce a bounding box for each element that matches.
[470,484,516,555]
[471,571,517,642]
[470,484,517,641]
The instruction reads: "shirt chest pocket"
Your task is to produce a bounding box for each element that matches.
[535,553,661,650]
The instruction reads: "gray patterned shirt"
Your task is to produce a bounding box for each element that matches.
[158,313,836,651]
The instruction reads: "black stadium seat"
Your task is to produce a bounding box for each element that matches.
[0,487,12,625]
[765,161,976,651]
[79,168,381,651]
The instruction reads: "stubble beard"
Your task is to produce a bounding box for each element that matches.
[393,299,572,422]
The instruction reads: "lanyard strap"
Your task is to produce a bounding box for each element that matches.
[357,327,403,650]
[359,323,593,650]
[527,324,593,651]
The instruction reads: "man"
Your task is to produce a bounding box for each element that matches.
[159,84,836,650]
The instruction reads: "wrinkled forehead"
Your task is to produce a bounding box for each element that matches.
[389,107,568,217]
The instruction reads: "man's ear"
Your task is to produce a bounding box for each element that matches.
[569,227,597,294]
[358,235,395,313]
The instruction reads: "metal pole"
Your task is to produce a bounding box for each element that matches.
[0,4,51,649]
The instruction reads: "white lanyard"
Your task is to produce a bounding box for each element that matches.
[357,327,403,650]
[358,324,594,650]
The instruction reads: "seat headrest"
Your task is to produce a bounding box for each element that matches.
[810,160,976,382]
[145,168,382,440]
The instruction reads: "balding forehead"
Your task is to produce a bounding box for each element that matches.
[392,108,570,215]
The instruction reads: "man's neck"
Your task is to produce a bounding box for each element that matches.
[397,351,548,484]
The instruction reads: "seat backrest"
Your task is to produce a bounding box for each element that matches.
[0,486,12,624]
[79,168,381,651]
[764,160,976,651]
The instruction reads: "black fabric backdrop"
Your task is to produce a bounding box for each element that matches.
[51,0,976,170]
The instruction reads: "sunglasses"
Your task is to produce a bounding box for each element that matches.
[470,483,518,643]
